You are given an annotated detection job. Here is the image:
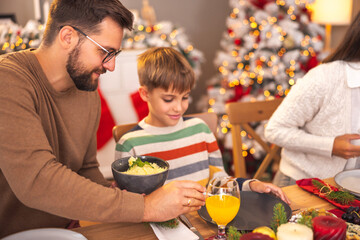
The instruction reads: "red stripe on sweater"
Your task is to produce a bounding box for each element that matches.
[144,140,219,161]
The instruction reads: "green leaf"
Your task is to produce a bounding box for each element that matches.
[152,218,179,229]
[144,161,154,168]
[226,226,243,240]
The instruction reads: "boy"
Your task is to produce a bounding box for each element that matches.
[116,47,289,203]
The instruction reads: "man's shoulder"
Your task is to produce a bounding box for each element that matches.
[0,50,34,78]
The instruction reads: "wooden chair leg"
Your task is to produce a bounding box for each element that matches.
[253,145,280,180]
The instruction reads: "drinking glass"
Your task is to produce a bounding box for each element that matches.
[206,176,240,239]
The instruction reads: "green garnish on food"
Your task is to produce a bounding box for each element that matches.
[129,157,154,169]
[312,179,355,205]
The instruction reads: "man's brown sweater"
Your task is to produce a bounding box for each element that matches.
[0,50,144,237]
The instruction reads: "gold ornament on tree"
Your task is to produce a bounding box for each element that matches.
[283,35,295,49]
[141,0,157,26]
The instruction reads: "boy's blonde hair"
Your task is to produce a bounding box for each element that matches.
[137,47,195,93]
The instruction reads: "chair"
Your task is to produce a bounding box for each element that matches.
[225,98,283,179]
[112,112,218,143]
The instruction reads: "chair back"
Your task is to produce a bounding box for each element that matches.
[113,123,137,143]
[112,112,218,143]
[225,98,283,179]
[185,112,218,136]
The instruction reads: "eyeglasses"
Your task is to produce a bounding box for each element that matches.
[71,26,122,63]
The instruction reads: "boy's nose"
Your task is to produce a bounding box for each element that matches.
[173,101,182,112]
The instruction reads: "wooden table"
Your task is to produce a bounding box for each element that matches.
[73,178,337,240]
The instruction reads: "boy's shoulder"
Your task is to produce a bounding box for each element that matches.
[183,116,205,123]
[182,116,211,131]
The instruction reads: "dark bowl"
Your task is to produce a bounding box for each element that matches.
[111,156,169,195]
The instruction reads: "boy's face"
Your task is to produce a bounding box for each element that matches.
[139,86,191,127]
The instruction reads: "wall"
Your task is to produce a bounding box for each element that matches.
[1,0,359,113]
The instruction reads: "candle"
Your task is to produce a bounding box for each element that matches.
[313,216,347,240]
[33,0,41,21]
[277,223,313,240]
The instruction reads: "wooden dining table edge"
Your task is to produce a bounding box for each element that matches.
[74,178,338,239]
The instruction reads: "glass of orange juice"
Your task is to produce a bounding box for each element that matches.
[206,176,240,239]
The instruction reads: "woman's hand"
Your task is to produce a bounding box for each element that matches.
[332,134,360,159]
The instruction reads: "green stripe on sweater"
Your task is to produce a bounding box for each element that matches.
[116,123,211,152]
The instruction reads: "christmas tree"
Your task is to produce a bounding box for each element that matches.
[121,3,204,80]
[206,0,325,177]
[0,20,44,55]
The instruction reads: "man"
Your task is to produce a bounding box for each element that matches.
[0,0,205,237]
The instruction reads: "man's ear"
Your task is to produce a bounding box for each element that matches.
[138,86,150,102]
[58,26,79,50]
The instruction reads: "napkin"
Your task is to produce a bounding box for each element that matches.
[150,221,199,240]
[296,178,360,210]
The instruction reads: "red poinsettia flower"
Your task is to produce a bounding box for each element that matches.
[249,0,275,9]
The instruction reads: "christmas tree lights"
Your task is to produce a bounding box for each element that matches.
[121,16,204,79]
[205,0,325,177]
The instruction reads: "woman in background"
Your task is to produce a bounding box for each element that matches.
[265,11,360,187]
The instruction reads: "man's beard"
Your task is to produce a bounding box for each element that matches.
[66,47,105,91]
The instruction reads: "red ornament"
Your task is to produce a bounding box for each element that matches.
[249,0,275,9]
[255,59,263,67]
[234,38,242,46]
[228,28,233,34]
[312,216,347,240]
[226,85,252,103]
[300,55,319,72]
[302,7,312,20]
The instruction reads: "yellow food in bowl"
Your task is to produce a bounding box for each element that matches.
[123,156,167,175]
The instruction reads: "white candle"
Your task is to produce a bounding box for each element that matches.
[33,0,41,21]
[43,1,50,24]
[277,223,313,240]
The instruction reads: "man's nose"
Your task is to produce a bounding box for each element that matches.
[102,58,116,72]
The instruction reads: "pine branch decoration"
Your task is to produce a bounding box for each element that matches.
[271,203,288,233]
[152,218,179,229]
[312,179,355,205]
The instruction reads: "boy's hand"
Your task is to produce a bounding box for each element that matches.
[249,181,291,205]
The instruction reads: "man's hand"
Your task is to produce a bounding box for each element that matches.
[249,181,291,205]
[332,134,360,159]
[142,180,206,222]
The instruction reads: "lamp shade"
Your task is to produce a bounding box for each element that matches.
[311,0,352,25]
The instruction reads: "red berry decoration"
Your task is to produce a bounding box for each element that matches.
[312,216,347,240]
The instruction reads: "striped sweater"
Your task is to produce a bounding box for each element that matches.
[115,117,228,186]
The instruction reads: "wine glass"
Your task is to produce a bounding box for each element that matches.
[206,176,240,239]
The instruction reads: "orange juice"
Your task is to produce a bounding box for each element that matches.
[206,195,240,226]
